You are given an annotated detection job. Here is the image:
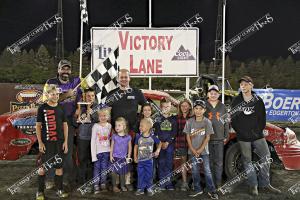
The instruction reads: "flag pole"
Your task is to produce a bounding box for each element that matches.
[148,0,152,90]
[221,0,226,104]
[79,16,83,79]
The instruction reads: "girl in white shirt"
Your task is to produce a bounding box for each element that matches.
[91,108,112,194]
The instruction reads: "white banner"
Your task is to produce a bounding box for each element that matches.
[91,27,199,77]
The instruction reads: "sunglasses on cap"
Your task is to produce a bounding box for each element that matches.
[193,100,206,108]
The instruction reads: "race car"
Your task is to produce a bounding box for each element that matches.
[143,90,300,178]
[0,89,299,179]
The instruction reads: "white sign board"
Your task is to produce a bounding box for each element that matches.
[91,27,199,77]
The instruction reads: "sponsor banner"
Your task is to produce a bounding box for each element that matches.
[0,83,44,115]
[10,138,32,146]
[14,84,43,90]
[91,27,199,77]
[15,89,42,103]
[254,89,300,122]
[12,116,37,135]
[10,102,38,113]
[9,88,42,113]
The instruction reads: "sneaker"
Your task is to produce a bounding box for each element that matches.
[62,182,71,191]
[113,186,121,193]
[215,183,222,191]
[180,182,190,191]
[135,189,145,195]
[45,181,55,190]
[208,192,219,199]
[167,187,175,191]
[100,184,107,192]
[147,189,155,196]
[249,186,258,196]
[260,185,281,194]
[94,186,100,194]
[159,187,166,191]
[86,186,92,193]
[150,186,161,194]
[189,190,203,197]
[36,192,45,200]
[56,190,69,198]
[121,186,128,192]
[125,184,134,191]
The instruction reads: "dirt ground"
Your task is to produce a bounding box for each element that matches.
[1,125,300,200]
[0,158,299,200]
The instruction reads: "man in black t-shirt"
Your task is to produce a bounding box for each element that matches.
[106,69,146,191]
[36,84,69,199]
[107,69,146,132]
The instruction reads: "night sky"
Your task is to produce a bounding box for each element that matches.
[0,0,299,62]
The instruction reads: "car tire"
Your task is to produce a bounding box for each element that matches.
[224,143,243,179]
[225,142,274,181]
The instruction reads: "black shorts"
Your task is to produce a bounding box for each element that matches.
[41,140,64,169]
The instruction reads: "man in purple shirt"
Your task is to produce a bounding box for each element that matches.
[43,59,82,188]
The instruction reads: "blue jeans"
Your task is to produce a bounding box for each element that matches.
[93,152,110,186]
[153,157,158,182]
[158,146,174,189]
[137,159,153,190]
[238,138,271,187]
[190,155,216,192]
[209,141,224,186]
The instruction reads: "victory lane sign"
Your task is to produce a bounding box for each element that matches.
[91,28,199,77]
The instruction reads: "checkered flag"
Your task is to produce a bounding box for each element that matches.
[79,0,88,24]
[85,47,119,103]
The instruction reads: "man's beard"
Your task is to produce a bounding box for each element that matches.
[59,73,70,81]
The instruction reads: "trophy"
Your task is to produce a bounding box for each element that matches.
[76,102,92,124]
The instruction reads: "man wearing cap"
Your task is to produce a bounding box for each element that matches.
[43,59,82,188]
[230,76,281,196]
[205,85,229,189]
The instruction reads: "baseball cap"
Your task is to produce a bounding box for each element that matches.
[208,85,219,92]
[58,59,72,69]
[239,76,253,84]
[193,99,206,109]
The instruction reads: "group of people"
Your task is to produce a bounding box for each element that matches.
[35,59,281,200]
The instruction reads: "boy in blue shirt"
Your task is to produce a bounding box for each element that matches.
[153,98,177,190]
[134,118,161,196]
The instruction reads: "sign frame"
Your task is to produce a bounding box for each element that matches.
[91,27,199,77]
